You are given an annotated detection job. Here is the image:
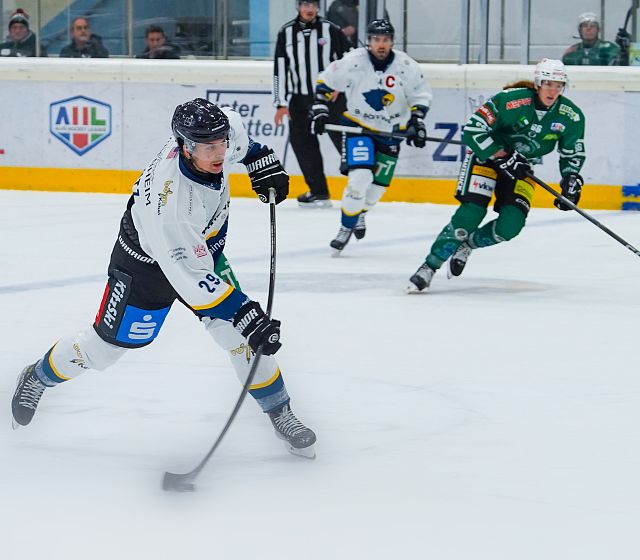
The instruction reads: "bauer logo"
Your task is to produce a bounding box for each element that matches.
[50,95,112,156]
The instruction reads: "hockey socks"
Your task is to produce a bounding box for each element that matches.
[425,202,486,270]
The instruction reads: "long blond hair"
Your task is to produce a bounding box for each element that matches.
[503,80,535,91]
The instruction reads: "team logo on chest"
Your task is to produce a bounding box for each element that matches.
[363,89,395,110]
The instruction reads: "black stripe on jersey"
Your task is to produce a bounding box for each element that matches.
[273,16,350,105]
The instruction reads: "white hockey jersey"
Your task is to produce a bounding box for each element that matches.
[129,108,251,321]
[317,47,432,133]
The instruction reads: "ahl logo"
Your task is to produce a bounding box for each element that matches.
[50,95,112,155]
[363,88,395,110]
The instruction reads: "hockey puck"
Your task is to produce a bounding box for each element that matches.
[162,471,195,492]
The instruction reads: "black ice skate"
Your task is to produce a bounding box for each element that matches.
[297,191,331,208]
[353,212,366,240]
[268,403,316,459]
[407,263,436,293]
[12,363,47,430]
[330,226,353,254]
[448,242,473,278]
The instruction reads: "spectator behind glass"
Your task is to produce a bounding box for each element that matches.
[562,12,620,66]
[136,25,180,59]
[0,8,47,57]
[326,0,388,47]
[59,16,109,58]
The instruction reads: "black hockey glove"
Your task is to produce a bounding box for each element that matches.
[616,28,631,51]
[554,173,583,211]
[244,147,289,204]
[494,151,531,181]
[232,300,282,356]
[308,102,329,135]
[405,115,427,148]
[616,28,631,65]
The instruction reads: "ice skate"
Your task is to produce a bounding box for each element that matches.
[353,212,366,240]
[407,263,435,293]
[297,191,331,208]
[12,363,47,430]
[448,242,473,278]
[268,403,316,459]
[330,226,353,255]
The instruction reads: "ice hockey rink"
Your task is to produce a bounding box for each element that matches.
[1,189,640,560]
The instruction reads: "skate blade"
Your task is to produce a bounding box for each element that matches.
[284,442,316,459]
[405,283,427,294]
[298,201,332,209]
[11,418,23,431]
[331,248,344,258]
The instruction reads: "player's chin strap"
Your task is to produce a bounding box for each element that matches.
[162,188,278,493]
[324,123,465,145]
[526,172,640,258]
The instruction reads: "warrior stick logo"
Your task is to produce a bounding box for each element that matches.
[50,95,112,155]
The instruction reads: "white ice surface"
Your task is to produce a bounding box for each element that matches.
[1,190,640,560]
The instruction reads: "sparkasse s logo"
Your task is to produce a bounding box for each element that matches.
[50,95,112,155]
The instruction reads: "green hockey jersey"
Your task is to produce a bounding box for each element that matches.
[562,40,620,66]
[462,87,585,178]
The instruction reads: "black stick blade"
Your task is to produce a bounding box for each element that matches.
[162,471,196,492]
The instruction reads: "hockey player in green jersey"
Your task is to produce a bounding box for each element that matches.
[407,58,585,292]
[562,12,620,66]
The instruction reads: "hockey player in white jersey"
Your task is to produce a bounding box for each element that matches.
[11,98,316,458]
[309,19,432,253]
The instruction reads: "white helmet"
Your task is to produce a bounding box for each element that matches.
[534,58,568,88]
[578,12,599,30]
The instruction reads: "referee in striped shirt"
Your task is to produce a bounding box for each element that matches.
[273,0,351,207]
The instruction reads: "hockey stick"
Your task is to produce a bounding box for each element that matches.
[325,123,466,146]
[615,3,635,66]
[162,188,278,492]
[527,172,640,257]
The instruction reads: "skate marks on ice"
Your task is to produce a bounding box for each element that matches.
[0,270,552,298]
[409,276,552,296]
[238,271,553,295]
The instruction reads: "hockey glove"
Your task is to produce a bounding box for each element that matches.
[405,108,428,148]
[554,173,583,211]
[494,151,531,180]
[616,28,631,52]
[308,102,329,135]
[244,147,289,204]
[232,300,282,355]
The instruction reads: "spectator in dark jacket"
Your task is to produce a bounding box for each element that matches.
[326,0,388,47]
[59,16,109,58]
[0,8,47,57]
[136,25,180,59]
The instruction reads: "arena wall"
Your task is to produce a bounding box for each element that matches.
[1,58,639,209]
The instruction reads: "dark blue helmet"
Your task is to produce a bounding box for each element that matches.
[367,19,394,39]
[171,98,229,150]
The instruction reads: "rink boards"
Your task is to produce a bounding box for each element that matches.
[1,58,639,210]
